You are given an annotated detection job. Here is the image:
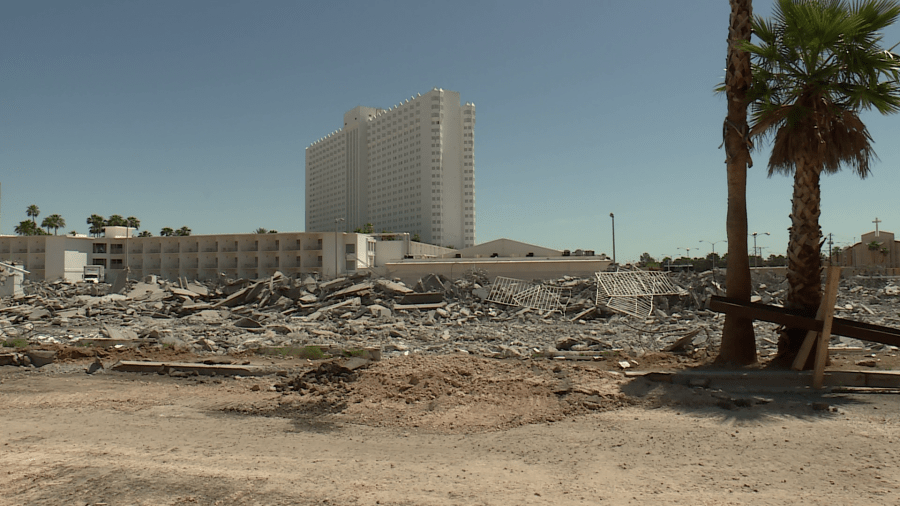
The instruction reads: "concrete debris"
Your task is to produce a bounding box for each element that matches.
[86,358,104,374]
[26,349,56,367]
[1,269,898,368]
[274,359,370,393]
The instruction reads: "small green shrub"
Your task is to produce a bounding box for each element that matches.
[298,346,326,360]
[2,338,28,348]
[260,345,326,360]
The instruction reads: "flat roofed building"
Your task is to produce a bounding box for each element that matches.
[306,88,476,249]
[0,230,376,283]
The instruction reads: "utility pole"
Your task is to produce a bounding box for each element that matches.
[827,233,834,265]
[609,213,616,265]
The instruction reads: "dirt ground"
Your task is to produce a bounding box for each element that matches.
[2,348,899,506]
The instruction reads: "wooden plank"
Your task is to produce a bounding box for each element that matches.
[399,292,444,305]
[110,360,267,376]
[709,297,822,331]
[709,296,900,347]
[393,302,447,311]
[830,319,900,348]
[813,267,842,387]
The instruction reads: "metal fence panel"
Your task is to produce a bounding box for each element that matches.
[595,271,683,318]
[487,276,568,312]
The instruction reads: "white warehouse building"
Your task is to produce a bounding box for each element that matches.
[306,88,476,249]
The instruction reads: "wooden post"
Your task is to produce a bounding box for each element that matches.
[792,266,842,372]
[813,267,842,388]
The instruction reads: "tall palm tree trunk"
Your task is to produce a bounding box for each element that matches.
[717,0,757,365]
[781,154,823,365]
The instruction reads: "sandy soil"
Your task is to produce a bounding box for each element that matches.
[2,351,899,506]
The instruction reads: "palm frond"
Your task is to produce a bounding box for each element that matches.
[746,0,900,178]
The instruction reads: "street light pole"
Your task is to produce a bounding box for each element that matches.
[749,232,770,268]
[700,239,726,270]
[609,213,616,265]
[334,217,345,278]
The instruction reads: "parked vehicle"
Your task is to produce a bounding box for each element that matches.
[82,265,105,283]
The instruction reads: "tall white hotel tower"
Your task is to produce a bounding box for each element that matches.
[305,88,476,249]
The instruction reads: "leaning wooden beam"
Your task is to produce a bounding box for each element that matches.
[815,268,842,386]
[793,267,842,372]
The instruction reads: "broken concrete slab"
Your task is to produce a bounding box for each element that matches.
[321,297,361,313]
[86,359,103,374]
[26,350,56,367]
[28,308,51,320]
[298,293,318,304]
[375,279,413,295]
[663,329,702,353]
[102,325,139,341]
[185,282,209,297]
[233,317,263,329]
[336,356,371,372]
[171,287,199,299]
[367,304,392,318]
[325,282,374,300]
[266,324,293,334]
[0,352,22,366]
[127,282,166,301]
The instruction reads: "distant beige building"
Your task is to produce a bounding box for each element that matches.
[838,228,899,269]
[383,238,610,286]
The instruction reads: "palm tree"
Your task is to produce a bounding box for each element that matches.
[126,216,140,234]
[867,240,888,265]
[43,214,65,235]
[26,205,40,224]
[254,227,269,234]
[138,230,152,237]
[14,220,38,236]
[745,0,900,363]
[717,0,757,366]
[160,227,174,237]
[87,214,105,237]
[175,226,191,236]
[106,214,127,227]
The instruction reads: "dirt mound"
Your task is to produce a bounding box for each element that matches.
[239,355,631,433]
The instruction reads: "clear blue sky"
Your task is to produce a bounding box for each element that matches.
[3,0,900,263]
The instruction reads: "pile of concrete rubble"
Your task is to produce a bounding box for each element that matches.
[1,269,898,364]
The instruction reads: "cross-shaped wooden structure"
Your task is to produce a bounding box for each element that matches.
[709,266,900,388]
